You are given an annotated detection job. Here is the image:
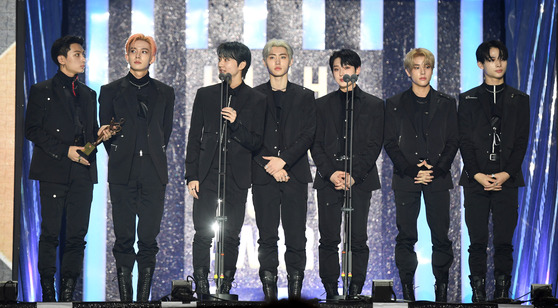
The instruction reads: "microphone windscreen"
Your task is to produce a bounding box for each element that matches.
[343,74,351,82]
[218,73,225,81]
[351,74,359,82]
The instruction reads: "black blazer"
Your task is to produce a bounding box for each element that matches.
[252,81,316,184]
[384,88,458,192]
[99,76,175,185]
[185,82,267,189]
[311,86,384,192]
[458,84,530,187]
[25,75,99,184]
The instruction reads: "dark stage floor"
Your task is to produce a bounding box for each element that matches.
[0,301,539,308]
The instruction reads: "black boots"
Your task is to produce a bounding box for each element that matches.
[116,267,133,302]
[260,271,278,301]
[402,282,415,301]
[59,277,76,302]
[219,269,236,294]
[287,271,304,299]
[435,282,448,302]
[348,281,364,299]
[470,275,486,303]
[323,282,339,299]
[193,267,209,299]
[40,276,56,302]
[494,274,512,301]
[137,267,154,302]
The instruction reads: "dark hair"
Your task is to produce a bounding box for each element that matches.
[328,49,361,72]
[476,40,508,63]
[217,41,251,78]
[51,35,84,67]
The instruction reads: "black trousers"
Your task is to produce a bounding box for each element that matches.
[38,163,93,278]
[109,155,166,270]
[464,185,518,277]
[394,189,453,284]
[317,186,371,285]
[192,167,248,272]
[252,179,308,276]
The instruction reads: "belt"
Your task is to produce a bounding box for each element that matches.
[489,153,500,161]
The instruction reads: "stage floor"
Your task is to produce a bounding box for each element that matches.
[0,301,534,308]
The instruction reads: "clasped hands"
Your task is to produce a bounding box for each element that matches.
[263,156,289,182]
[414,160,434,185]
[474,172,510,191]
[330,171,355,190]
[66,124,113,166]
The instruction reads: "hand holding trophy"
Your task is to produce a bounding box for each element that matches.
[80,117,125,157]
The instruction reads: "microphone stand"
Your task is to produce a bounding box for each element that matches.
[338,74,357,300]
[207,73,237,301]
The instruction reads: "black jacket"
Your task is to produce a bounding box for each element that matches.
[252,81,316,184]
[25,74,99,184]
[384,88,458,192]
[185,82,267,189]
[311,86,384,192]
[458,84,530,187]
[99,76,175,184]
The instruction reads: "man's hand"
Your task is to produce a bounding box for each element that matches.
[474,172,510,191]
[221,107,237,123]
[97,124,115,141]
[263,156,286,175]
[67,146,90,166]
[414,160,433,185]
[188,180,200,199]
[330,171,355,190]
[272,169,290,183]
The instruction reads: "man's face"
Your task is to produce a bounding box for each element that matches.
[218,56,245,81]
[125,40,155,73]
[264,46,292,78]
[405,55,433,88]
[58,43,86,77]
[332,57,361,91]
[478,47,507,84]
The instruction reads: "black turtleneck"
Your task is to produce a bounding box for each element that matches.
[127,72,155,155]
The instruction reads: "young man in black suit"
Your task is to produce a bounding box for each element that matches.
[311,49,384,298]
[25,35,111,302]
[384,48,457,302]
[185,42,267,298]
[459,40,530,303]
[252,39,316,301]
[99,33,175,302]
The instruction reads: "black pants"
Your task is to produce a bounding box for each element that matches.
[192,167,248,272]
[38,163,93,278]
[109,155,166,270]
[317,186,371,285]
[252,179,308,275]
[464,185,518,277]
[394,189,453,284]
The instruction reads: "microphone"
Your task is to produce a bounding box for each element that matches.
[224,73,232,84]
[218,73,226,81]
[351,74,358,82]
[343,74,351,83]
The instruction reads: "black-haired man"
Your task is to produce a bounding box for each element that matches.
[25,35,111,302]
[311,49,384,298]
[186,41,267,298]
[459,40,529,303]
